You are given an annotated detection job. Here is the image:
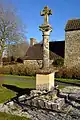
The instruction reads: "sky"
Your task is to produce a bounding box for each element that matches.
[2,0,80,43]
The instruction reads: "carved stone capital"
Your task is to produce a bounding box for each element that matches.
[39,24,52,33]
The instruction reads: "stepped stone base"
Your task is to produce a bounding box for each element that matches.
[36,72,55,91]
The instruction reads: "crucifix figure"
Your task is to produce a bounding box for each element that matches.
[40,6,52,24]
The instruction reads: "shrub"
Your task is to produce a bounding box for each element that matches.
[1,63,80,78]
[2,56,15,66]
[16,58,23,63]
[0,63,38,76]
[0,66,4,74]
[52,58,64,67]
[55,66,80,79]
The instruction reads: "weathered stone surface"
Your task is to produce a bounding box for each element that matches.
[32,98,38,107]
[45,101,52,109]
[38,99,45,108]
[18,95,27,102]
[1,86,80,120]
[36,72,55,91]
[51,102,58,111]
[59,92,68,98]
[64,30,80,68]
[30,90,43,96]
[61,86,80,93]
[25,100,32,106]
[39,6,52,68]
[68,93,80,101]
[55,98,65,110]
[1,102,80,120]
[0,104,10,113]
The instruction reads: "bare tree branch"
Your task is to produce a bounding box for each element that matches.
[0,3,26,64]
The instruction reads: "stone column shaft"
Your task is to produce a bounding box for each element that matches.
[42,32,50,68]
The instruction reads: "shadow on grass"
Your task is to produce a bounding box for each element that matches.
[2,84,35,97]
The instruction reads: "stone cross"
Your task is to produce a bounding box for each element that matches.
[40,6,52,24]
[39,6,52,68]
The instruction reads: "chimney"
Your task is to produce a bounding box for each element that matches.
[30,38,37,46]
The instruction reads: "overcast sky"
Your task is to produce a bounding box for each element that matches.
[2,0,80,42]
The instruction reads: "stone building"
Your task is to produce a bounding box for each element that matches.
[24,38,64,68]
[64,19,80,68]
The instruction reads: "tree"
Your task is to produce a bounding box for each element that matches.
[0,3,26,65]
[8,41,29,60]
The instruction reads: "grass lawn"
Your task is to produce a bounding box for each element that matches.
[4,78,36,88]
[0,74,36,88]
[0,112,30,120]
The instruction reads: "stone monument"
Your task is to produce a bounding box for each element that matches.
[39,6,52,68]
[36,6,56,91]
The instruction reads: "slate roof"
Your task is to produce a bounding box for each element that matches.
[24,41,65,60]
[65,19,80,31]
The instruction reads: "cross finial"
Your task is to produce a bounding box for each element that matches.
[40,6,52,24]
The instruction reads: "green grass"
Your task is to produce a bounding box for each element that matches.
[58,85,65,89]
[0,74,36,88]
[0,75,36,103]
[0,86,16,103]
[0,112,30,120]
[55,78,80,84]
[4,79,36,88]
[0,74,35,79]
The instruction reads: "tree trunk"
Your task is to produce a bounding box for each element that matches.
[0,56,3,67]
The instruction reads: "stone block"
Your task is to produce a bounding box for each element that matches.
[51,103,58,111]
[69,93,80,101]
[32,98,38,107]
[38,99,45,108]
[36,72,55,91]
[25,100,32,106]
[18,95,26,102]
[55,98,65,110]
[45,101,52,109]
[30,90,42,96]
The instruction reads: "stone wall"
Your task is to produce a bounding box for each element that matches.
[64,30,80,68]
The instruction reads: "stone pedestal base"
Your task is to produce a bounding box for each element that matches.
[36,72,55,91]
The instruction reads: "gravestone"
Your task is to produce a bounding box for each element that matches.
[36,6,56,91]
